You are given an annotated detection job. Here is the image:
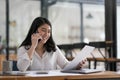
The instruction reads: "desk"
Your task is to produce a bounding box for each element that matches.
[0,70,120,80]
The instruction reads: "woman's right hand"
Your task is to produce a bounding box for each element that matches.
[26,33,42,60]
[31,33,42,49]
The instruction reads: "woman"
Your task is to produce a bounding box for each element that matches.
[17,17,85,71]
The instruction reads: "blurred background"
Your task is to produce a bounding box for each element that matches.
[0,0,120,71]
[0,0,105,46]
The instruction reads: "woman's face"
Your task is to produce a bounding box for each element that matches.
[37,23,51,43]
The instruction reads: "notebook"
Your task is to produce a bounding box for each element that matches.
[0,71,48,76]
[61,45,101,74]
[0,71,28,76]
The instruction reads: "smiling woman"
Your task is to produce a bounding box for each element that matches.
[17,17,86,71]
[17,17,68,71]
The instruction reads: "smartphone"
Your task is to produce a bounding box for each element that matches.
[35,31,41,42]
[36,71,48,74]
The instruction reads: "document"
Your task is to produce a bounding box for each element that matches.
[62,45,95,71]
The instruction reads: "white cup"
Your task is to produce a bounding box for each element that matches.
[2,60,13,73]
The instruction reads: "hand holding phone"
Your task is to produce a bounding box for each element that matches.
[31,32,42,48]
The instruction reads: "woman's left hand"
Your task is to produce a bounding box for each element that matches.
[76,59,87,70]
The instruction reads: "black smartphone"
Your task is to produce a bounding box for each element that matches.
[36,71,48,74]
[35,31,41,42]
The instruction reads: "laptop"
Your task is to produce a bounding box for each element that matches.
[61,68,102,74]
[61,45,102,74]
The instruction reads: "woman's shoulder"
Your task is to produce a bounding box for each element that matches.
[53,45,63,54]
[17,46,28,54]
[18,46,26,51]
[18,46,25,49]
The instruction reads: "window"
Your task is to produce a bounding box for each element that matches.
[48,0,105,45]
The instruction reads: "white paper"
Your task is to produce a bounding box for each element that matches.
[62,45,95,71]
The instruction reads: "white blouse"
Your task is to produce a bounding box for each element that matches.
[17,46,69,71]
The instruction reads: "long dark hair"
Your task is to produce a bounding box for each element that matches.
[20,17,56,52]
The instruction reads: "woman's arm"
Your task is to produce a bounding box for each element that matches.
[17,46,34,71]
[56,46,70,69]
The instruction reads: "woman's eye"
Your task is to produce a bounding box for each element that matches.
[41,29,46,32]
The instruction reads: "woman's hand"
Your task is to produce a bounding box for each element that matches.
[31,33,42,49]
[76,59,87,70]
